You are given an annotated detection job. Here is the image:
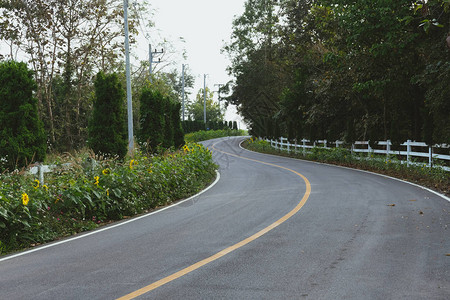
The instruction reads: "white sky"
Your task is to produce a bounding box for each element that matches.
[134,0,247,128]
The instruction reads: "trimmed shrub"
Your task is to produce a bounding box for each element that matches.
[88,72,127,158]
[183,120,205,133]
[163,96,174,149]
[138,88,165,151]
[0,61,46,171]
[172,102,185,148]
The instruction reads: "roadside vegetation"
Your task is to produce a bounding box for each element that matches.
[225,1,450,146]
[0,143,217,255]
[185,129,247,143]
[244,138,450,197]
[0,60,219,256]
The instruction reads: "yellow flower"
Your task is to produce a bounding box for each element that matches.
[33,179,40,189]
[94,176,99,186]
[43,185,48,191]
[22,193,30,206]
[106,189,110,197]
[129,159,137,169]
[183,145,190,153]
[102,168,110,175]
[148,168,153,174]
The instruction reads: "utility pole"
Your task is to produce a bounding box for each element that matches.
[203,74,207,124]
[123,0,134,154]
[182,64,186,121]
[149,44,164,83]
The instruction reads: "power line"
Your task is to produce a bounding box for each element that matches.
[149,44,164,83]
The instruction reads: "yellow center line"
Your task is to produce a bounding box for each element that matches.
[117,139,311,300]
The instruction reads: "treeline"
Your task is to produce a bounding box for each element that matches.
[0,61,185,171]
[182,120,239,134]
[225,0,450,145]
[0,1,192,153]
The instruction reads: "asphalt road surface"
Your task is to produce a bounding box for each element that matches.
[1,136,449,299]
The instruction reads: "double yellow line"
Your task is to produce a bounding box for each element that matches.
[117,139,311,299]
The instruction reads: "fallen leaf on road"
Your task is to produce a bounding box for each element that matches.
[446,254,450,257]
[387,204,395,207]
[409,199,417,202]
[419,211,424,215]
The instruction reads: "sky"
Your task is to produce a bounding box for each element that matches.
[134,0,247,128]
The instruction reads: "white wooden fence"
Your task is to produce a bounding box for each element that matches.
[266,137,450,171]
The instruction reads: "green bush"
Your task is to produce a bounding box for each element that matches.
[138,88,165,151]
[88,72,128,158]
[184,129,247,143]
[0,61,46,171]
[182,120,206,133]
[139,88,185,151]
[0,143,217,254]
[172,102,185,148]
[163,96,175,149]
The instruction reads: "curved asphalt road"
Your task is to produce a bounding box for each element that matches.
[0,136,449,299]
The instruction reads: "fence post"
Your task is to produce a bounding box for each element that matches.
[323,139,327,148]
[407,139,411,166]
[335,140,339,148]
[38,163,45,185]
[368,141,372,158]
[303,139,306,156]
[287,138,290,153]
[386,139,391,161]
[428,146,432,167]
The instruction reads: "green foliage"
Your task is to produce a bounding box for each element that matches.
[172,102,185,148]
[138,88,185,152]
[188,88,223,123]
[163,96,175,149]
[183,120,206,133]
[184,129,247,143]
[0,61,46,171]
[225,0,450,144]
[88,72,128,158]
[0,143,217,254]
[138,88,165,151]
[1,0,140,151]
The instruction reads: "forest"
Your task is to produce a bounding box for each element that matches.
[224,0,450,145]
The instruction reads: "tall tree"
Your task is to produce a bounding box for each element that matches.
[223,0,285,131]
[88,72,127,158]
[138,88,166,151]
[0,61,46,171]
[0,0,143,151]
[188,88,223,124]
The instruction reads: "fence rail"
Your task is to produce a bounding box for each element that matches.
[266,137,450,171]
